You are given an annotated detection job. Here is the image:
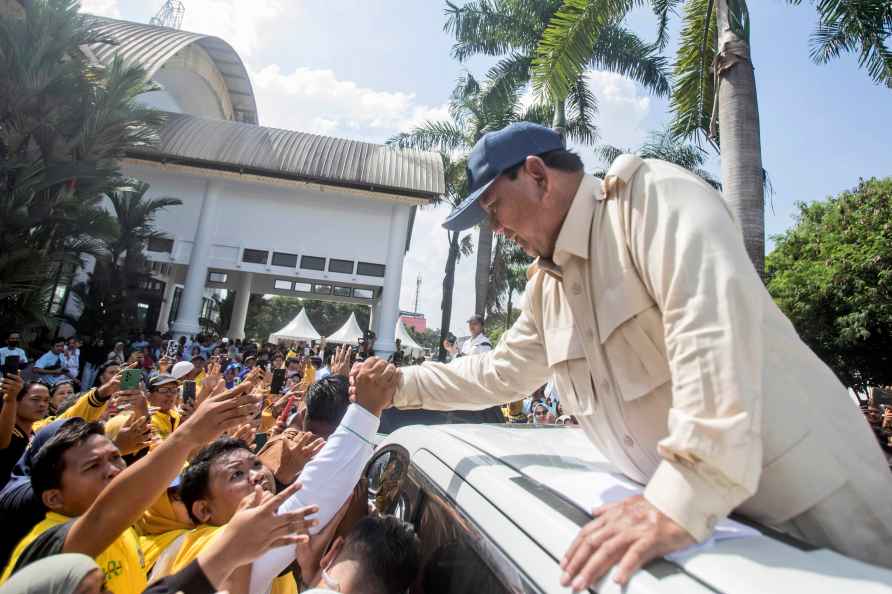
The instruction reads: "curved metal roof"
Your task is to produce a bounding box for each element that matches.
[85,16,258,124]
[131,113,445,199]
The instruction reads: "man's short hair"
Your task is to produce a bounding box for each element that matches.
[31,419,105,498]
[339,516,421,594]
[304,376,350,425]
[178,437,251,524]
[503,148,584,180]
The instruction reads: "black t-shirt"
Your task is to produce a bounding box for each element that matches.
[0,431,28,492]
[6,520,73,577]
[0,477,44,569]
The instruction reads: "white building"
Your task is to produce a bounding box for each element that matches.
[79,17,444,356]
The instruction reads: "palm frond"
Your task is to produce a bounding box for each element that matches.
[652,0,685,50]
[531,0,639,102]
[588,24,671,96]
[565,73,599,145]
[386,120,468,152]
[444,0,562,60]
[668,0,718,145]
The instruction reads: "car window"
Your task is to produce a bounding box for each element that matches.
[409,482,511,594]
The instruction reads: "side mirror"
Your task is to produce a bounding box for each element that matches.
[365,445,410,515]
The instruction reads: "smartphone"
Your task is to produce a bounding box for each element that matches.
[270,368,286,395]
[182,380,196,406]
[3,355,20,376]
[120,368,141,390]
[164,339,179,358]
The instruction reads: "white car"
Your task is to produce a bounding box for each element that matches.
[369,423,892,593]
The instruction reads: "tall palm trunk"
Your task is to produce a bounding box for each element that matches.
[552,98,567,141]
[439,231,460,362]
[715,0,764,277]
[474,222,493,317]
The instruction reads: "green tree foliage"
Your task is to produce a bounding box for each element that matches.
[0,0,165,332]
[244,296,371,344]
[405,326,441,352]
[766,177,892,390]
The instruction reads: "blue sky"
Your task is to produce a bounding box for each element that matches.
[84,0,892,333]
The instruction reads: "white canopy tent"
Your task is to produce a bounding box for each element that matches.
[395,318,425,357]
[326,313,365,345]
[268,309,321,344]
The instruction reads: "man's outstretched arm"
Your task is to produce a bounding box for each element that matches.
[396,294,549,411]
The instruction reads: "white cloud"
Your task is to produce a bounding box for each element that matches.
[400,204,479,334]
[79,0,120,18]
[575,70,652,170]
[178,0,287,59]
[252,64,449,142]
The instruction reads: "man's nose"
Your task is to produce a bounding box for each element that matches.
[250,469,265,484]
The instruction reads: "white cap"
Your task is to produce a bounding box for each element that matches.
[171,361,194,380]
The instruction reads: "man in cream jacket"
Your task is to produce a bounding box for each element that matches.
[391,123,892,591]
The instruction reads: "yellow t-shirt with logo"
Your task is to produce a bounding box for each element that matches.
[1,511,147,594]
[150,409,181,440]
[164,525,297,594]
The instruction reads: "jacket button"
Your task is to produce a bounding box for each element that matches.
[571,283,582,295]
[623,435,634,447]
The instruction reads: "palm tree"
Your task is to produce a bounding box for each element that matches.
[75,182,181,338]
[0,0,165,331]
[390,71,595,327]
[594,128,722,189]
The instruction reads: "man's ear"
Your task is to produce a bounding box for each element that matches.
[524,155,549,187]
[41,489,65,512]
[191,499,213,524]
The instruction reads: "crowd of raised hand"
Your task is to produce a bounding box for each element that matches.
[0,329,424,594]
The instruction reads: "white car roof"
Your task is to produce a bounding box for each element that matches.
[380,423,892,594]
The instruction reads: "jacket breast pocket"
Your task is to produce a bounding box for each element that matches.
[544,326,596,416]
[595,277,671,402]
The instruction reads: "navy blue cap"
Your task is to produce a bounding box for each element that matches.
[443,122,564,231]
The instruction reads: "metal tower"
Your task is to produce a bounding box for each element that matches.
[414,274,422,313]
[149,0,185,29]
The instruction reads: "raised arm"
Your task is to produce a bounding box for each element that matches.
[64,381,259,557]
[0,374,23,450]
[395,292,548,411]
[248,358,394,594]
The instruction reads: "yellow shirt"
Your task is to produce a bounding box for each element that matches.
[150,409,180,440]
[1,511,147,594]
[34,388,108,431]
[163,525,297,594]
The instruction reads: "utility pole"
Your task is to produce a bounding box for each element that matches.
[413,274,422,313]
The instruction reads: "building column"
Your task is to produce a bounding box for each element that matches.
[369,300,380,336]
[374,204,411,358]
[227,272,253,340]
[170,179,221,338]
[155,279,178,334]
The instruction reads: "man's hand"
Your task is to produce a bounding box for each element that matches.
[113,413,153,455]
[275,430,325,483]
[1,373,23,402]
[178,382,259,447]
[560,495,695,590]
[197,482,319,588]
[348,357,398,417]
[329,344,353,377]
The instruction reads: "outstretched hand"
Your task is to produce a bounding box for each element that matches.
[560,495,695,590]
[329,344,353,377]
[197,481,319,587]
[348,357,398,417]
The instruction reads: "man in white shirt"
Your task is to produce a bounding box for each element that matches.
[248,357,399,594]
[61,337,80,380]
[444,315,492,359]
[32,339,67,384]
[0,332,27,368]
